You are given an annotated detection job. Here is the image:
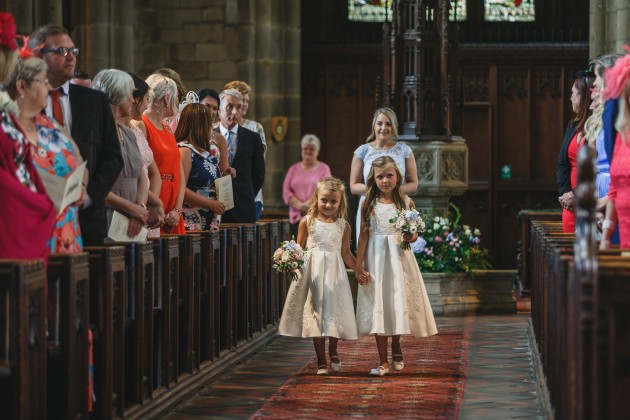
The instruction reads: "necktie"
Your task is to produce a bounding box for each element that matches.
[227,130,236,165]
[51,89,64,127]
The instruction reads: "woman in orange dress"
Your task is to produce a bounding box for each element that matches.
[141,73,185,233]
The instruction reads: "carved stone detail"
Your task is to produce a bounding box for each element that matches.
[416,150,436,183]
[442,151,465,182]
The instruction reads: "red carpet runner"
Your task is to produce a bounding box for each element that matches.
[252,330,467,419]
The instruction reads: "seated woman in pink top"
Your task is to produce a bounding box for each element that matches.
[282,134,332,235]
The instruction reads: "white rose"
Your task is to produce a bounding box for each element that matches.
[409,225,417,234]
[281,251,290,262]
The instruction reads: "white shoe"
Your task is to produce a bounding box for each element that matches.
[330,356,341,372]
[317,366,329,375]
[392,354,404,371]
[369,365,389,376]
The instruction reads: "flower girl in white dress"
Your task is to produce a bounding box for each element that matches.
[355,156,438,376]
[278,177,359,375]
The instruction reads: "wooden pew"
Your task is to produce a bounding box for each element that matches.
[222,223,256,344]
[219,226,238,351]
[85,245,126,419]
[150,236,180,389]
[46,253,90,420]
[255,222,270,333]
[99,241,154,414]
[189,230,221,364]
[517,210,561,294]
[0,260,48,420]
[260,220,280,325]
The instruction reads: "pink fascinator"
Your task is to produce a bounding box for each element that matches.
[602,45,630,101]
[0,11,17,51]
[16,35,41,59]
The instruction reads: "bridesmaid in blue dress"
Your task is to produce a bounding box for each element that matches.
[175,103,226,231]
[350,108,419,243]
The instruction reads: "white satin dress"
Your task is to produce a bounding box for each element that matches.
[356,200,438,337]
[278,217,358,340]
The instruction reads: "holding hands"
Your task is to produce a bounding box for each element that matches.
[356,267,370,286]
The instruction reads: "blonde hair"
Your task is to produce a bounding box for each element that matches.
[361,156,406,230]
[223,80,252,96]
[585,55,622,148]
[366,107,399,143]
[145,73,178,117]
[306,177,348,232]
[0,46,17,82]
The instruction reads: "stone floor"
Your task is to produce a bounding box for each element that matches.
[165,315,547,419]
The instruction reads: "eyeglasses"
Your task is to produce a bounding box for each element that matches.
[30,78,50,86]
[41,47,80,57]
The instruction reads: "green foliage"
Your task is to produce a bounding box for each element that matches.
[412,203,493,273]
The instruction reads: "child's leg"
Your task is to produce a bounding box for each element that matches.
[391,335,404,371]
[328,337,341,371]
[391,335,403,360]
[328,337,339,359]
[375,334,389,368]
[313,337,327,367]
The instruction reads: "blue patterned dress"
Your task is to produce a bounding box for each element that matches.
[178,141,221,231]
[32,114,83,253]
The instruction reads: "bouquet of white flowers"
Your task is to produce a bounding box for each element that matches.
[272,237,308,282]
[389,208,425,250]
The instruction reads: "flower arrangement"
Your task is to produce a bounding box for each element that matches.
[389,208,425,250]
[412,204,492,273]
[272,237,308,282]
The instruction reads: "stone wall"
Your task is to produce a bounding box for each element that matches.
[9,0,300,211]
[590,0,630,56]
[133,0,300,210]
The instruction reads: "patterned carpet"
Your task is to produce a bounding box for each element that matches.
[251,330,467,419]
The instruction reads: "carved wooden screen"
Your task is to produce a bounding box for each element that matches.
[453,45,587,268]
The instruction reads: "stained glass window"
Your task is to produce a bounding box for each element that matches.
[485,0,535,22]
[449,0,467,22]
[348,0,393,23]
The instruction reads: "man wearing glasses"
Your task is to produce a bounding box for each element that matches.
[28,25,122,246]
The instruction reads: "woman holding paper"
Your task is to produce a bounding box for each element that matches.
[8,56,85,252]
[175,103,226,231]
[92,69,148,239]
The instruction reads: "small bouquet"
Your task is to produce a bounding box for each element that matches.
[390,208,425,250]
[272,237,308,282]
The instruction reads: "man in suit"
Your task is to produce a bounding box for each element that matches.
[216,89,265,223]
[29,25,122,246]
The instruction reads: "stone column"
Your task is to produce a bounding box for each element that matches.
[589,0,606,57]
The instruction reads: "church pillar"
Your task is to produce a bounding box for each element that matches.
[589,0,606,57]
[386,0,468,214]
[614,1,630,53]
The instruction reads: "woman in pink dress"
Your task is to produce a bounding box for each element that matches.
[601,46,630,248]
[0,13,56,259]
[282,134,332,235]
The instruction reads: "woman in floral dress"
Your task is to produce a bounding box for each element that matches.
[175,103,226,231]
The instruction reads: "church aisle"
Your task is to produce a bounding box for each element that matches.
[164,315,545,419]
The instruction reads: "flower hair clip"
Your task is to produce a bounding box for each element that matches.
[0,11,17,51]
[16,35,42,59]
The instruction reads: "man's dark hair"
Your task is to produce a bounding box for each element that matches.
[28,25,69,52]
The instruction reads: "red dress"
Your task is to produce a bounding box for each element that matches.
[562,133,579,233]
[142,115,184,234]
[608,133,630,247]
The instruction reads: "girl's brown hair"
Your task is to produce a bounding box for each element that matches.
[306,177,348,232]
[174,103,212,151]
[571,72,595,134]
[361,156,406,230]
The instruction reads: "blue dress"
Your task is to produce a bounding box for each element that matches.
[178,141,221,231]
[595,129,610,199]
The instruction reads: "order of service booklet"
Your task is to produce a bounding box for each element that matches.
[214,174,234,211]
[107,211,148,242]
[37,161,87,216]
